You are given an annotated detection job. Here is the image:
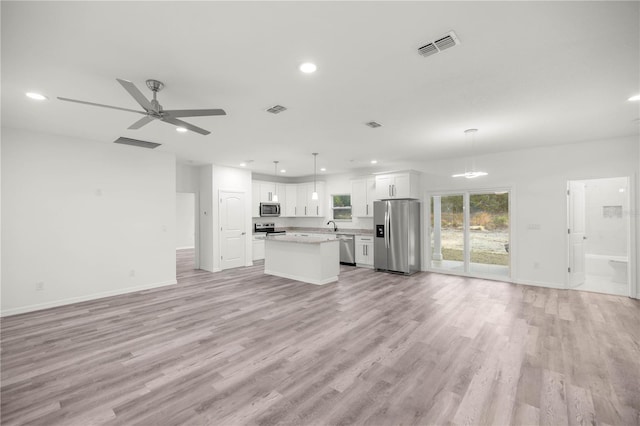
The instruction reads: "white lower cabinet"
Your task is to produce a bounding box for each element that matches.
[355,235,374,268]
[252,237,265,261]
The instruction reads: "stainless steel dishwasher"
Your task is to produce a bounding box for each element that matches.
[337,233,356,265]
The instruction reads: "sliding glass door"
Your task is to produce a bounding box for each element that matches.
[430,195,464,272]
[430,191,510,279]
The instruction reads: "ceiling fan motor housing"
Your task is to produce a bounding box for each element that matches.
[145,79,164,92]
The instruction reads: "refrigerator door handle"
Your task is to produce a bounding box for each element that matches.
[386,201,391,249]
[384,209,389,249]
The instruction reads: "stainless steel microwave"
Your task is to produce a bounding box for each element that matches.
[260,202,281,217]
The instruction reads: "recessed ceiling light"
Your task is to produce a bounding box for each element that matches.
[176,127,188,133]
[371,160,378,164]
[239,163,247,167]
[320,167,326,172]
[26,92,48,101]
[628,94,640,101]
[299,62,317,73]
[280,169,286,173]
[619,188,626,193]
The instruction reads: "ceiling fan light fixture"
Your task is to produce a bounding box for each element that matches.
[176,127,188,133]
[26,92,48,101]
[628,94,640,101]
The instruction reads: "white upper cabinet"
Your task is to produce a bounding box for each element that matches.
[296,182,325,217]
[284,184,297,217]
[351,177,376,217]
[374,171,420,200]
[252,180,324,217]
[259,181,276,202]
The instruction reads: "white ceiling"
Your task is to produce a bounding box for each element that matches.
[2,1,639,177]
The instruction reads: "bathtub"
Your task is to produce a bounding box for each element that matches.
[586,253,628,283]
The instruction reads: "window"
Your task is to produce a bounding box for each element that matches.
[332,194,352,220]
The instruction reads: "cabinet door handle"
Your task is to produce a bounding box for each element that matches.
[316,206,319,215]
[295,207,297,215]
[305,206,307,215]
[366,204,368,215]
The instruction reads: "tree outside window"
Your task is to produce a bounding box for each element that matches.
[332,194,352,220]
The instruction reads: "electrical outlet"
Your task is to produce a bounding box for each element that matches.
[129,269,136,277]
[35,282,44,291]
[533,262,540,269]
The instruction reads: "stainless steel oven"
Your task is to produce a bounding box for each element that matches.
[259,203,281,217]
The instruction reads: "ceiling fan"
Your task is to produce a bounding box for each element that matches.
[57,78,226,135]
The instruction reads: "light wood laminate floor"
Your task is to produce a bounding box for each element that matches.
[1,249,639,425]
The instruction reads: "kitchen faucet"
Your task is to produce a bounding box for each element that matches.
[326,220,338,232]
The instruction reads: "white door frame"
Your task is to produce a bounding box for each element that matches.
[566,176,637,298]
[218,189,247,270]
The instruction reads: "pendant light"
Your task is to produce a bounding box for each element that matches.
[272,161,279,202]
[452,129,488,179]
[311,153,319,200]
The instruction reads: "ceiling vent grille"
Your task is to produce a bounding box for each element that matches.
[418,31,460,57]
[366,121,382,128]
[113,137,161,149]
[266,105,287,114]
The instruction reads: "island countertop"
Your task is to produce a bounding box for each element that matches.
[264,235,339,285]
[266,234,339,244]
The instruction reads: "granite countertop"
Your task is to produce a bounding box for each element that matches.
[265,234,339,244]
[283,227,373,236]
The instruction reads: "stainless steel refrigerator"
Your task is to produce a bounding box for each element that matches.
[374,199,421,275]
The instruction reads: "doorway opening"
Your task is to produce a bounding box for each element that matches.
[429,190,511,279]
[567,177,630,296]
[176,192,198,276]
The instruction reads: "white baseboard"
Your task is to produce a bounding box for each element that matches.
[264,269,337,285]
[0,279,178,317]
[176,246,195,250]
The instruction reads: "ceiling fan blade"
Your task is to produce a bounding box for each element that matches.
[128,115,154,130]
[162,109,226,118]
[162,117,211,135]
[116,78,153,111]
[57,97,146,115]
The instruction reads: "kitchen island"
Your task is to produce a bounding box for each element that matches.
[264,235,339,285]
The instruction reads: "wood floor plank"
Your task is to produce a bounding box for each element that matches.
[1,249,639,425]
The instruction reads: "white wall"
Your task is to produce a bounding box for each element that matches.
[199,164,252,272]
[176,162,200,193]
[416,136,638,295]
[198,165,215,272]
[176,192,195,249]
[1,128,177,315]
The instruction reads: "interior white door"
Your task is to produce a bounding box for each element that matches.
[220,191,246,270]
[568,181,586,287]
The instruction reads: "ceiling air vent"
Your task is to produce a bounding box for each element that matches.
[113,137,161,149]
[418,31,460,57]
[366,121,382,128]
[266,105,287,114]
[418,43,438,58]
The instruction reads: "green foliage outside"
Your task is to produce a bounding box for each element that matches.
[332,194,352,220]
[430,194,509,230]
